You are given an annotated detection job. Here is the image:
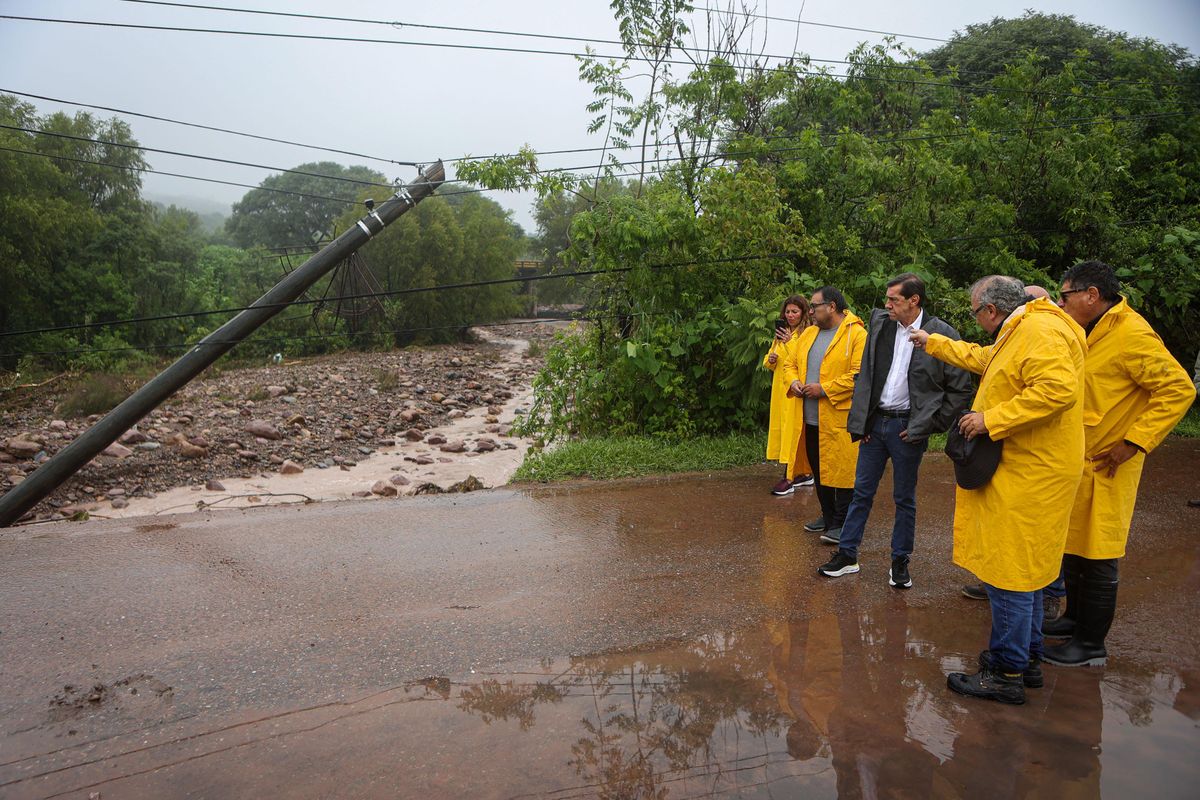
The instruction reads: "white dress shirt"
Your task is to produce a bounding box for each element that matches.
[878,310,923,411]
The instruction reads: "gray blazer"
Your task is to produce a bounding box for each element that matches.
[847,308,974,443]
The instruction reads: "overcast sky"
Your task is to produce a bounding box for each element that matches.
[2,1,1197,233]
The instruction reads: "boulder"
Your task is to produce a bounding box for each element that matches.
[102,443,134,459]
[439,440,467,453]
[448,475,485,493]
[244,420,281,440]
[389,473,410,486]
[404,429,425,442]
[119,429,149,445]
[371,480,398,497]
[205,479,226,491]
[5,438,42,458]
[280,460,304,475]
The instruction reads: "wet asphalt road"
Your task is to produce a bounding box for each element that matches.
[1,439,1198,799]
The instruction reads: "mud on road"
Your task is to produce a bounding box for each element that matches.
[1,437,1198,798]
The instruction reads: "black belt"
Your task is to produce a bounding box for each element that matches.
[877,407,909,418]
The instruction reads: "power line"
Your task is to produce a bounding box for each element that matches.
[6,85,1191,183]
[2,14,1191,109]
[691,3,950,43]
[0,219,1163,349]
[0,253,788,341]
[0,145,366,205]
[490,110,1195,179]
[0,88,409,167]
[115,0,1200,90]
[0,313,669,361]
[2,108,1187,222]
[109,0,1010,84]
[0,123,402,188]
[118,0,949,47]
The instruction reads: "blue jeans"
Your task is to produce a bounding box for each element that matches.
[983,583,1044,672]
[837,414,927,559]
[1044,569,1067,599]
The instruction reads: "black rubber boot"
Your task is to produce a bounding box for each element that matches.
[1043,576,1118,668]
[947,666,1026,705]
[1043,558,1083,638]
[978,649,1044,688]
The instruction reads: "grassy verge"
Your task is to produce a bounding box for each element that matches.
[514,408,1198,484]
[1175,408,1200,438]
[513,433,764,483]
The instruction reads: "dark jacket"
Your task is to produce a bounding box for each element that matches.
[847,308,974,443]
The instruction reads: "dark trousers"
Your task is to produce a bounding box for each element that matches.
[805,423,852,528]
[837,414,927,559]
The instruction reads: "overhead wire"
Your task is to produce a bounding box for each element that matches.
[0,145,365,205]
[116,0,1200,89]
[1,14,1193,109]
[0,123,399,188]
[0,218,1164,354]
[4,108,1190,202]
[0,89,410,167]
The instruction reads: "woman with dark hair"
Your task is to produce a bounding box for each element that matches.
[764,295,814,495]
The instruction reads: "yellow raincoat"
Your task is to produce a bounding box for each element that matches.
[925,299,1086,591]
[1065,298,1195,559]
[763,332,810,478]
[780,313,867,488]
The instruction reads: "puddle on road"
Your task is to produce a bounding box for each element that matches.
[23,612,1197,800]
[5,444,1199,799]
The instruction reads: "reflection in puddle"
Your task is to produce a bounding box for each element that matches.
[381,511,1197,799]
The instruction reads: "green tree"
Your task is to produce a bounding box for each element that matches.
[225,162,389,249]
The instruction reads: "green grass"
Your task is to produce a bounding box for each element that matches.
[513,432,765,483]
[1174,407,1200,438]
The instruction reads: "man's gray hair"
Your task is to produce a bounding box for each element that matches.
[970,275,1027,315]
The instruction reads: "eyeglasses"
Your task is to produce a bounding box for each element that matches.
[971,303,988,317]
[1058,288,1087,300]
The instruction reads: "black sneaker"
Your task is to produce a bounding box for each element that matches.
[817,550,860,577]
[961,583,988,600]
[889,556,913,589]
[803,516,826,533]
[771,478,795,496]
[818,527,842,545]
[979,649,1044,688]
[947,666,1026,705]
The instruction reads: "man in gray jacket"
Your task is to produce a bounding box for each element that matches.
[818,273,973,587]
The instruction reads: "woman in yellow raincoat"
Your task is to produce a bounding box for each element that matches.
[763,295,813,495]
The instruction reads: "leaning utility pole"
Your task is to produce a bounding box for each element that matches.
[0,162,445,528]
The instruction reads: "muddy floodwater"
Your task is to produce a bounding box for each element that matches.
[1,439,1198,798]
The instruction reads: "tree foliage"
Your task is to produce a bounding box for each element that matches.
[0,95,528,372]
[462,8,1200,440]
[225,161,389,249]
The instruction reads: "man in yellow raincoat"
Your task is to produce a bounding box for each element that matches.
[1042,261,1195,667]
[914,275,1086,705]
[781,287,867,544]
